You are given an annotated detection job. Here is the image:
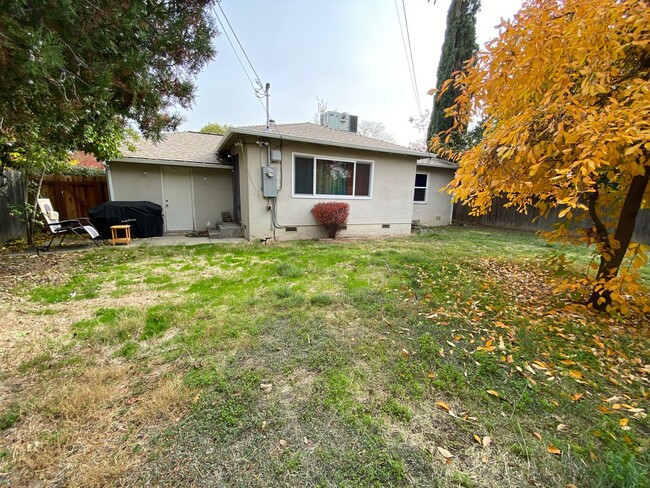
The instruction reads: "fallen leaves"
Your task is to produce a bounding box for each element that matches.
[619,418,630,430]
[473,434,492,448]
[433,400,478,422]
[567,370,583,380]
[569,392,584,402]
[477,339,497,352]
[547,444,562,455]
[409,256,649,471]
[435,401,451,412]
[437,446,454,464]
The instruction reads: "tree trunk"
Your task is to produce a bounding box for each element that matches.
[29,170,46,246]
[22,166,34,245]
[588,166,650,311]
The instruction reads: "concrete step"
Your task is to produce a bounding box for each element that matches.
[210,222,244,239]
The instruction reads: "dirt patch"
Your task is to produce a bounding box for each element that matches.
[0,252,85,302]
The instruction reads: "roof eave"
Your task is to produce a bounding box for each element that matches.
[217,127,431,159]
[416,162,458,170]
[110,157,232,169]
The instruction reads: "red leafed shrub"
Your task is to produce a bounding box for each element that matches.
[311,202,350,239]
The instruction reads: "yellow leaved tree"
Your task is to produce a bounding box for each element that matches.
[432,0,650,314]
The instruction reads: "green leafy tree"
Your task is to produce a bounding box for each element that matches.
[0,0,217,156]
[427,0,480,149]
[199,122,231,135]
[1,0,217,244]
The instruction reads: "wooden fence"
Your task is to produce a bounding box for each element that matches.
[0,169,26,242]
[38,174,108,221]
[0,172,109,243]
[453,197,650,245]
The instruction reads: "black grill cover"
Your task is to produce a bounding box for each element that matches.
[89,201,164,239]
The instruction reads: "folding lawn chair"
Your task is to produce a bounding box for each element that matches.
[37,198,102,250]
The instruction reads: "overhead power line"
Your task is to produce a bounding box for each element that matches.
[394,0,422,116]
[216,0,263,89]
[211,2,266,113]
[401,0,422,115]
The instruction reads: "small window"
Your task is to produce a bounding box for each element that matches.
[414,173,428,203]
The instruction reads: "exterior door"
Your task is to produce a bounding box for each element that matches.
[162,167,193,231]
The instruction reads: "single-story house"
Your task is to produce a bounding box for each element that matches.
[107,119,456,241]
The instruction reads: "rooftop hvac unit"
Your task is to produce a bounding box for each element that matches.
[320,111,358,132]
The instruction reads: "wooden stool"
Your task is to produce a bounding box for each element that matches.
[110,224,131,246]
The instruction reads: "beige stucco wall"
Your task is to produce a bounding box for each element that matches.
[411,166,455,226]
[108,161,233,231]
[232,149,251,240]
[237,140,417,241]
[109,162,164,204]
[192,167,234,230]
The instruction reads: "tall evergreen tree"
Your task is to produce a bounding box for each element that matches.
[427,0,480,147]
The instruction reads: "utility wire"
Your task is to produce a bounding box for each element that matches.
[216,0,263,90]
[211,6,256,92]
[211,4,266,113]
[394,0,421,116]
[401,0,422,115]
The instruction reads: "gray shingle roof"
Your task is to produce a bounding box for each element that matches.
[218,123,430,158]
[118,131,223,164]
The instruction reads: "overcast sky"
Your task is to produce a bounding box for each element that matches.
[176,0,524,146]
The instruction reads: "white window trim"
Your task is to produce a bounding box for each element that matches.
[414,172,428,204]
[292,152,374,199]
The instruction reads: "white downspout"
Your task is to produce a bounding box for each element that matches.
[105,162,115,201]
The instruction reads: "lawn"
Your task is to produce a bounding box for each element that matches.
[1,227,648,487]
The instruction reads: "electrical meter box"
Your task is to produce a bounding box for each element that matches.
[262,166,278,197]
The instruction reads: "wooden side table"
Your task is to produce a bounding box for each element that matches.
[110,224,131,246]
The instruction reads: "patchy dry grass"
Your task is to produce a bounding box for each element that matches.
[1,227,648,487]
